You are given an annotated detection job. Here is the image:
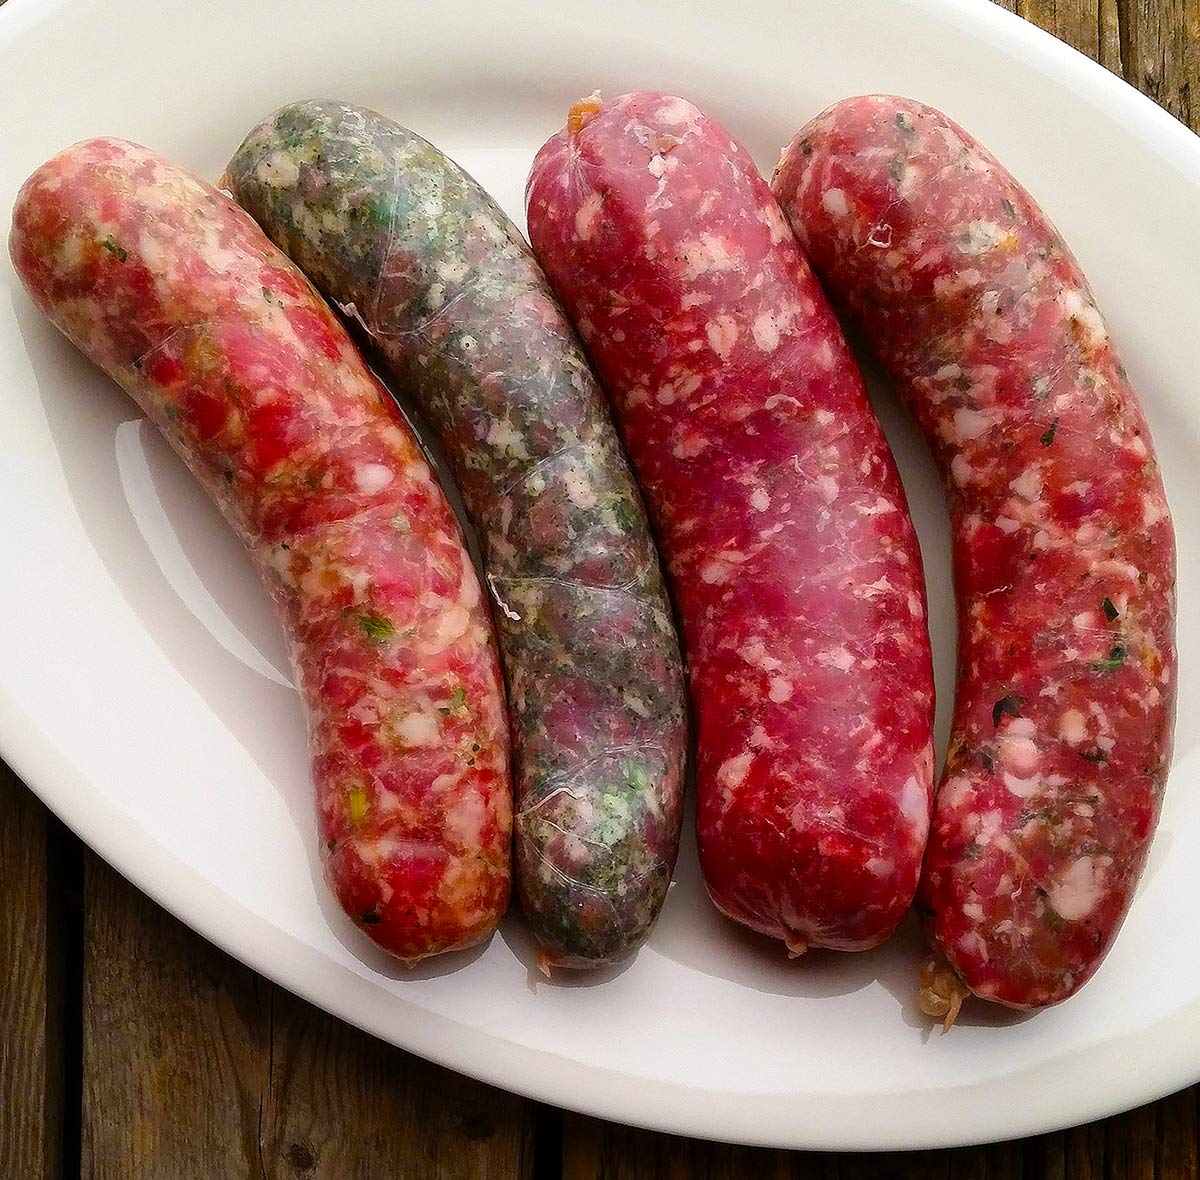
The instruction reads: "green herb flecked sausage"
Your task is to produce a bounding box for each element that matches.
[225,101,688,969]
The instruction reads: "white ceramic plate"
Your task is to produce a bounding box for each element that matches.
[2,0,1199,1151]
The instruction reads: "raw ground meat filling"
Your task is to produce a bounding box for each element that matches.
[226,102,688,969]
[773,95,1176,1011]
[527,92,935,953]
[10,138,512,962]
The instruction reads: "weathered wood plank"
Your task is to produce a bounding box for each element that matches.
[1114,0,1200,131]
[1018,0,1103,59]
[561,1114,791,1180]
[81,853,269,1177]
[1099,1101,1158,1180]
[260,985,534,1179]
[562,1100,1200,1180]
[81,852,534,1178]
[1154,1086,1200,1180]
[0,767,64,1180]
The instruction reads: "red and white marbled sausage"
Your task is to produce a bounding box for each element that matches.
[10,138,511,961]
[773,96,1176,1015]
[527,93,935,953]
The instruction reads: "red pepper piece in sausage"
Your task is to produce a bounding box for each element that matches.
[773,95,1176,1011]
[9,138,512,962]
[527,93,935,953]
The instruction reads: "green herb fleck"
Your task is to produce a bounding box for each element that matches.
[961,840,982,860]
[1091,643,1128,673]
[391,512,410,532]
[889,157,905,182]
[895,112,915,133]
[992,693,1025,727]
[1021,806,1057,826]
[261,286,284,308]
[440,683,468,716]
[606,496,638,533]
[1001,197,1016,217]
[356,613,395,643]
[221,470,234,484]
[623,759,652,793]
[326,838,338,852]
[799,138,813,157]
[1040,418,1058,446]
[1078,748,1108,763]
[100,237,127,262]
[365,197,393,227]
[359,905,381,926]
[1102,596,1119,621]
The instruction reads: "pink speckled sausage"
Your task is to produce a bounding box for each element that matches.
[527,93,935,953]
[773,96,1176,1016]
[10,138,512,961]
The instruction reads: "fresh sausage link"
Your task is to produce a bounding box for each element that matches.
[773,95,1176,1010]
[527,92,935,953]
[9,138,512,962]
[225,102,687,969]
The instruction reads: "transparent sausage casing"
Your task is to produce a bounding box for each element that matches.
[10,138,511,961]
[773,95,1176,1007]
[527,93,935,953]
[226,102,687,969]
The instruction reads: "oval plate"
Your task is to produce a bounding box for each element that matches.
[2,0,1198,1151]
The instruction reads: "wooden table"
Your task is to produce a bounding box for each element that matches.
[3,2,1198,1176]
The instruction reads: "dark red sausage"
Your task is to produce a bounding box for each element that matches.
[773,95,1176,1013]
[527,93,935,953]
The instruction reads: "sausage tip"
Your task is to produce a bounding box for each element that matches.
[917,956,970,1032]
[784,930,809,959]
[567,90,603,139]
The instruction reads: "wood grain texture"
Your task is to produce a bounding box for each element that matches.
[260,986,534,1179]
[1020,0,1105,60]
[0,767,63,1180]
[82,854,534,1179]
[81,854,269,1177]
[561,1102,1200,1180]
[1115,0,1200,129]
[560,1114,1036,1180]
[991,0,1199,129]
